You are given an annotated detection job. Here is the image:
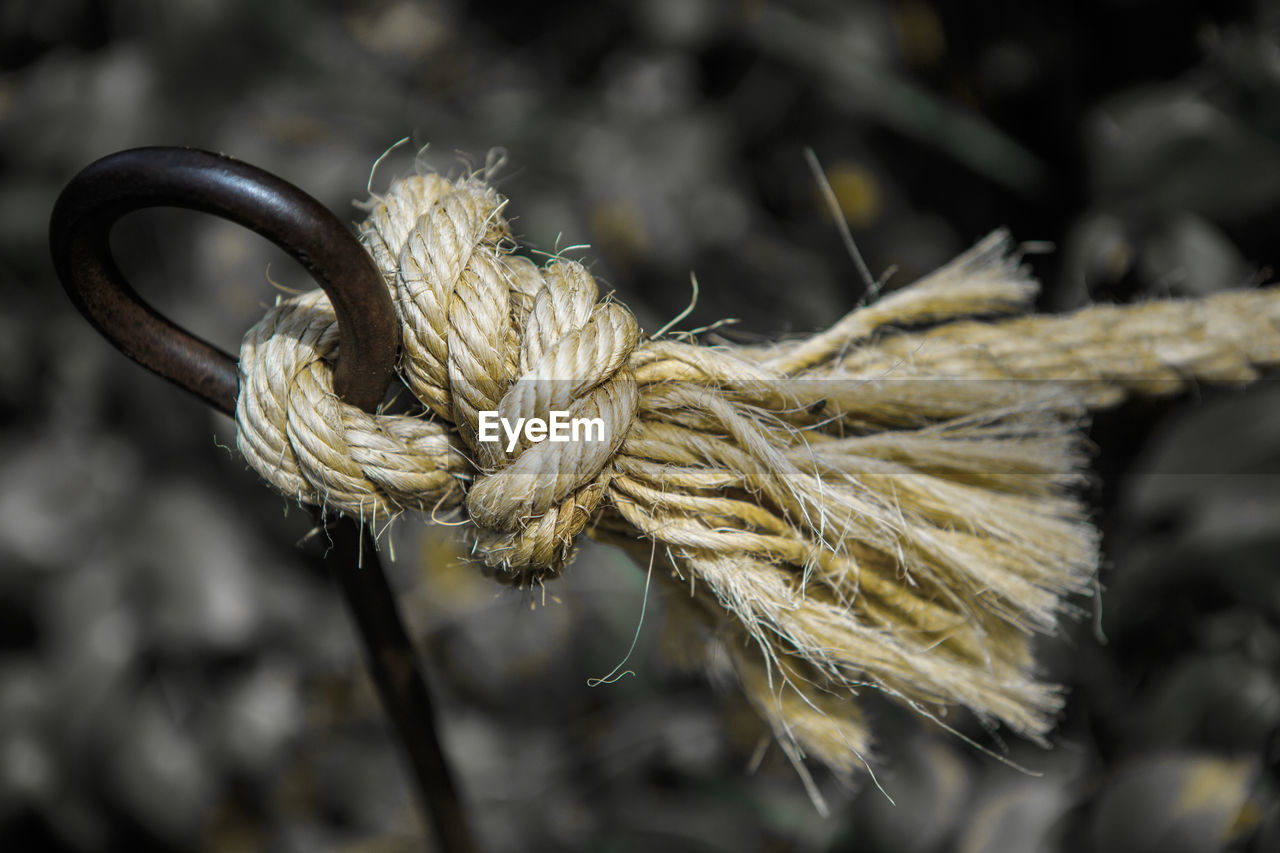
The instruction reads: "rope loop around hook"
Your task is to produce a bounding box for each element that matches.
[234,156,1280,777]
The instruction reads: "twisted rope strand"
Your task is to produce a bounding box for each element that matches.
[235,164,1280,776]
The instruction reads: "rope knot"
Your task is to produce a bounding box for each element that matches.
[367,172,640,579]
[235,156,1280,778]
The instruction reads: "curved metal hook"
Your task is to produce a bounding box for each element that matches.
[47,147,477,851]
[48,146,397,416]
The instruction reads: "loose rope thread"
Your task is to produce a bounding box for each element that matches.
[235,165,1280,776]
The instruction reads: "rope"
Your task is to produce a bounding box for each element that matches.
[234,166,1280,776]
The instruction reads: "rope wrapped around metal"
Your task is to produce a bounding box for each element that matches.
[237,163,1280,777]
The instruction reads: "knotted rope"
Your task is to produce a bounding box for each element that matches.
[235,165,1280,777]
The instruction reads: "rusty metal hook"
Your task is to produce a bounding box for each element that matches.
[48,147,476,852]
[49,146,397,417]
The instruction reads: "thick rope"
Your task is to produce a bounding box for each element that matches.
[235,167,1280,776]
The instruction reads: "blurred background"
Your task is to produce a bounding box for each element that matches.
[4,0,1280,850]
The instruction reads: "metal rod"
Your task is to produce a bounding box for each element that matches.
[325,521,476,852]
[49,147,477,851]
[48,146,397,415]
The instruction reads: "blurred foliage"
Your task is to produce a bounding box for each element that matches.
[3,0,1280,850]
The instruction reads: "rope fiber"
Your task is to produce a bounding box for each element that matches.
[235,165,1280,775]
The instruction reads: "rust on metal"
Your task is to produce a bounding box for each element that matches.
[48,146,397,416]
[48,147,477,852]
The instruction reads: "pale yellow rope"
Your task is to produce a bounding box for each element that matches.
[234,166,1280,777]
